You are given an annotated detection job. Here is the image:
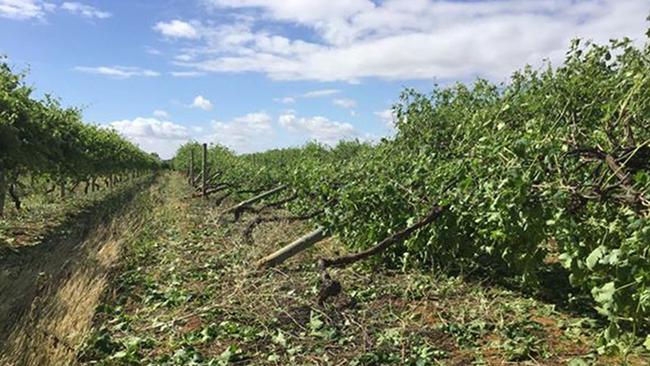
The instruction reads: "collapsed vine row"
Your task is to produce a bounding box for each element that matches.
[172,34,650,348]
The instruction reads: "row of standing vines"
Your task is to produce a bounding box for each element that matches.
[0,59,160,216]
[173,34,649,350]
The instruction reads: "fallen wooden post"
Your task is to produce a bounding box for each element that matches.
[195,178,225,193]
[223,185,287,219]
[256,227,328,269]
[254,193,298,212]
[205,171,221,186]
[191,183,230,198]
[192,171,203,187]
[201,143,208,198]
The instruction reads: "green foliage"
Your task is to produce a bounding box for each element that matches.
[171,35,650,343]
[0,59,159,183]
[500,320,546,361]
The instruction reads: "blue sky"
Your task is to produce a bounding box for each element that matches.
[1,0,648,158]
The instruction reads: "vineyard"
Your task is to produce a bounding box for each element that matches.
[171,36,650,347]
[0,33,649,365]
[0,57,160,218]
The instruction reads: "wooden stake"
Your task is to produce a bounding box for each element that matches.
[0,170,6,217]
[222,185,287,218]
[206,171,221,186]
[192,183,231,198]
[189,149,194,185]
[192,171,203,186]
[256,227,328,269]
[202,143,208,199]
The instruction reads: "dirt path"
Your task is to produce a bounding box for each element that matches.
[0,174,171,365]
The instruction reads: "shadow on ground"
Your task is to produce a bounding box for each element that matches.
[0,175,157,365]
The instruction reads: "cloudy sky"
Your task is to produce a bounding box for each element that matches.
[1,0,648,158]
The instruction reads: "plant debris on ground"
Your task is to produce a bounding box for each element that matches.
[78,173,649,365]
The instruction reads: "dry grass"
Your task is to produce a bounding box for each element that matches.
[0,175,161,366]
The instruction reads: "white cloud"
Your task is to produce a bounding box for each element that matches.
[274,89,339,104]
[278,113,358,145]
[273,96,296,104]
[191,95,213,111]
[301,89,340,98]
[211,112,275,153]
[170,71,206,77]
[107,110,362,156]
[110,117,188,140]
[175,54,194,62]
[145,46,162,55]
[74,66,160,79]
[153,110,169,118]
[211,110,360,153]
[333,98,357,109]
[375,109,396,129]
[171,0,649,82]
[0,1,111,20]
[154,20,199,39]
[208,0,373,27]
[0,0,51,20]
[61,2,110,19]
[108,117,191,159]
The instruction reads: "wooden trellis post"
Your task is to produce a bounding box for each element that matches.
[202,143,207,198]
[189,148,194,185]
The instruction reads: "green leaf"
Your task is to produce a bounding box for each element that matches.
[109,350,128,360]
[272,330,287,347]
[558,253,572,269]
[567,358,589,366]
[601,249,621,266]
[586,245,606,270]
[592,282,616,305]
[309,312,324,331]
